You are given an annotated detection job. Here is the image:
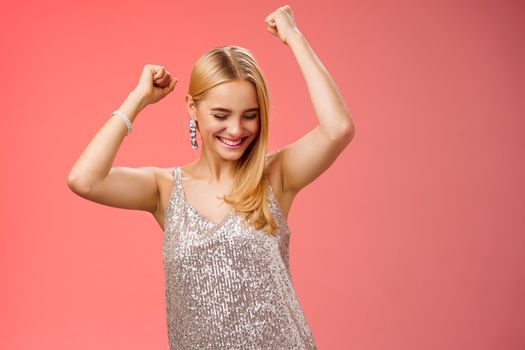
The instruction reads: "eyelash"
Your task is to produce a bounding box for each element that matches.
[213,114,258,119]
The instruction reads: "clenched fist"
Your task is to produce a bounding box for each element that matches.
[133,64,177,106]
[265,5,302,45]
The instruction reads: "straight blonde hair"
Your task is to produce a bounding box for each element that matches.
[188,45,278,235]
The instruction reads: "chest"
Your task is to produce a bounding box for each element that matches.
[178,177,232,225]
[155,167,294,232]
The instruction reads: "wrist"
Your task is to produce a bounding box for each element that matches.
[287,29,305,47]
[117,92,146,125]
[128,90,149,111]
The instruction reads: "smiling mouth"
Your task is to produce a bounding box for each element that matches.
[217,136,247,148]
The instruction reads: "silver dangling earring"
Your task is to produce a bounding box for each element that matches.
[189,116,198,150]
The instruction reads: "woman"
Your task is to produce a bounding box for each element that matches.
[67,5,354,350]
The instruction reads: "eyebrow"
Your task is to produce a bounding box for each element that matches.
[210,107,259,113]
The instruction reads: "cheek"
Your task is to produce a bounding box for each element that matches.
[202,121,221,134]
[249,119,261,134]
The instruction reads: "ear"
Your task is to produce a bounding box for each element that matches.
[185,95,199,132]
[185,94,197,117]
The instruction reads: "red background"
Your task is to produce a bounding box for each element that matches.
[1,0,524,349]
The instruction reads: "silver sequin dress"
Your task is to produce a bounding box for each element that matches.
[162,166,318,350]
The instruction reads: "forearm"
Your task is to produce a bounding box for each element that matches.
[288,31,354,139]
[67,90,147,192]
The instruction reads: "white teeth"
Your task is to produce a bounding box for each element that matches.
[219,137,243,146]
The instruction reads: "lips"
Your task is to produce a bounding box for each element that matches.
[217,136,247,148]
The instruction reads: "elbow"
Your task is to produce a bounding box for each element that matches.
[67,171,91,195]
[332,120,355,144]
[342,121,355,142]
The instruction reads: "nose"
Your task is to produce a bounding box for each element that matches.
[225,118,244,137]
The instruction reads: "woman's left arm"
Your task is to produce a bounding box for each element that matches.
[265,6,355,194]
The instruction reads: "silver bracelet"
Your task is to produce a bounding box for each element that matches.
[111,110,132,135]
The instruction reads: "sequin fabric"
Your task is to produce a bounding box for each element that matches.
[162,166,317,350]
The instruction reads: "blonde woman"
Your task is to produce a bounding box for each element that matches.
[67,5,354,350]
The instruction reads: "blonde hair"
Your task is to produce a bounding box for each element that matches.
[188,45,278,236]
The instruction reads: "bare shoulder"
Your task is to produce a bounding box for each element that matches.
[155,166,175,183]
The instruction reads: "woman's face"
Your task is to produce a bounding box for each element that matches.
[187,79,261,160]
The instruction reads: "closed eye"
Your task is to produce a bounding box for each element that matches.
[213,114,258,119]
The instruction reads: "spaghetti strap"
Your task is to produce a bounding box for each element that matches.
[173,167,182,190]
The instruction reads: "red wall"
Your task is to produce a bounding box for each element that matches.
[1,0,524,349]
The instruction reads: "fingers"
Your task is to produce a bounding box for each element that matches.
[267,25,278,36]
[143,64,165,81]
[165,76,177,92]
[265,5,296,37]
[155,75,173,89]
[143,64,175,89]
[279,5,291,15]
[266,5,292,23]
[153,66,166,80]
[154,71,169,84]
[265,11,276,27]
[154,69,173,88]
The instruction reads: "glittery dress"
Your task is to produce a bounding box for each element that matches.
[162,166,317,350]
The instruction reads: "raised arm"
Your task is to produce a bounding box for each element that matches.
[265,6,355,194]
[67,64,177,214]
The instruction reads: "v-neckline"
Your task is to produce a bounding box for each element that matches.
[177,167,234,228]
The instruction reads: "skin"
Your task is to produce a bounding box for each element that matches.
[186,79,261,181]
[67,5,355,231]
[161,79,263,226]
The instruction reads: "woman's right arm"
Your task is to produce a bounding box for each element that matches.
[67,64,177,215]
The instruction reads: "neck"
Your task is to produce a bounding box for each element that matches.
[189,147,238,184]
